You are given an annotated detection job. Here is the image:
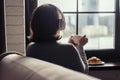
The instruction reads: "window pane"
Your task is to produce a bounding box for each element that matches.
[78,13,115,50]
[59,14,76,43]
[79,0,115,12]
[37,0,76,12]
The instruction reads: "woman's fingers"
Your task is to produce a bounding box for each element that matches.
[78,35,88,46]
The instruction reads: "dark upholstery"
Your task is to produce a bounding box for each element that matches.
[0,52,100,80]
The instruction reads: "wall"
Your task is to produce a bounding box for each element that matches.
[4,0,25,53]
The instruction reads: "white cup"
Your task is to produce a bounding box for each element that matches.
[71,35,82,44]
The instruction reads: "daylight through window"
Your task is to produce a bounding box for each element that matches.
[37,0,116,50]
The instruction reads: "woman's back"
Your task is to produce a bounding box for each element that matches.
[26,4,88,73]
[26,42,85,73]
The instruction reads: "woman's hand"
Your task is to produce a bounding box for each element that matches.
[68,35,88,47]
[78,35,88,46]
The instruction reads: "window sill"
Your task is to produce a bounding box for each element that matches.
[89,62,120,71]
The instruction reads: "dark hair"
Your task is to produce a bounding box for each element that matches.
[28,4,65,42]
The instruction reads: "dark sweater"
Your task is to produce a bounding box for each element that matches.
[26,41,86,73]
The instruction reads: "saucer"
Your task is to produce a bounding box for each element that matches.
[89,61,105,66]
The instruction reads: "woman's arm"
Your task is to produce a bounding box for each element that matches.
[68,35,89,73]
[77,46,89,73]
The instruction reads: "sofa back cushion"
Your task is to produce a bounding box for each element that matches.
[0,52,100,80]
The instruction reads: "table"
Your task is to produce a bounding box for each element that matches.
[89,62,120,80]
[89,62,120,70]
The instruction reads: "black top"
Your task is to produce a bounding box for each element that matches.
[26,42,86,73]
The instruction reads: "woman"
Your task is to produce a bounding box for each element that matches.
[26,4,88,73]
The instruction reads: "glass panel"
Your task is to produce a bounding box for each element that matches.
[58,14,76,43]
[37,0,76,12]
[78,13,115,50]
[79,0,115,12]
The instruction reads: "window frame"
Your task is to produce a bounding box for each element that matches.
[25,0,37,45]
[0,0,6,54]
[25,0,120,62]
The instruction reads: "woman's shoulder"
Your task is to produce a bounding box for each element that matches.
[59,42,77,48]
[27,42,45,47]
[58,42,78,53]
[27,42,36,47]
[27,42,42,49]
[28,42,35,45]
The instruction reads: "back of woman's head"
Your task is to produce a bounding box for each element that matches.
[29,4,65,42]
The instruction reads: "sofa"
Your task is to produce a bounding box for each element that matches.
[0,51,100,80]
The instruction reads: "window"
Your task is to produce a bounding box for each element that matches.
[26,0,120,61]
[37,0,117,50]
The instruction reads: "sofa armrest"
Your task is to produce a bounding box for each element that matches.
[0,51,23,61]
